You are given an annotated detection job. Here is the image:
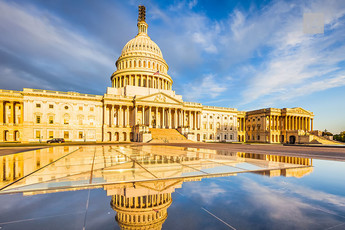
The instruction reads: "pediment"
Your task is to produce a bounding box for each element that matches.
[136,179,183,192]
[289,107,313,115]
[136,92,183,105]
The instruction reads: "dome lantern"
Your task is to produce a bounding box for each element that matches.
[137,5,148,35]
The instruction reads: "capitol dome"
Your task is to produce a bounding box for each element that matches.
[120,34,163,60]
[111,6,173,91]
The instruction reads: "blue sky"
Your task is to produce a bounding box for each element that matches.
[0,0,345,134]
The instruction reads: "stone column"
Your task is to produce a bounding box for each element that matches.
[123,106,127,127]
[149,106,152,128]
[174,109,177,128]
[134,105,137,125]
[8,101,13,123]
[119,105,123,127]
[126,106,130,127]
[307,118,310,131]
[155,107,158,128]
[11,102,15,124]
[311,118,313,131]
[162,107,165,128]
[0,101,3,125]
[192,111,196,130]
[103,104,106,128]
[188,110,191,128]
[168,108,171,128]
[142,106,145,125]
[110,105,114,127]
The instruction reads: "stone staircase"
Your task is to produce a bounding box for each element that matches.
[308,134,343,145]
[148,128,193,143]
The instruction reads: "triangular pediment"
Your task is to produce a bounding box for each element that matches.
[136,92,183,105]
[289,107,313,115]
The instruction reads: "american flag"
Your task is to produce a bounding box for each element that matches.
[153,71,159,75]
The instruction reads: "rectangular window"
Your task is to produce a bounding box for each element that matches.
[49,131,54,138]
[79,106,83,111]
[36,116,41,124]
[49,116,54,124]
[35,130,41,139]
[36,104,41,108]
[49,104,54,109]
[90,107,94,112]
[79,131,83,139]
[64,131,69,139]
[64,118,69,125]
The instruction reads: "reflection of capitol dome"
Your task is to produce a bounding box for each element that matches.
[111,5,172,91]
[111,193,172,230]
[109,180,179,230]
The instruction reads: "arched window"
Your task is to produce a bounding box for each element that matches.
[63,114,70,125]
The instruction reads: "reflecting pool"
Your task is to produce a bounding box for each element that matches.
[0,145,344,229]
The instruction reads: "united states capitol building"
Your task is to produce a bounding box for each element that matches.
[0,6,316,144]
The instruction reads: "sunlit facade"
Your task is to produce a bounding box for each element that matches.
[0,5,316,144]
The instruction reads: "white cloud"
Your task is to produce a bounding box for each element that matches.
[188,0,198,9]
[183,181,227,205]
[192,32,218,53]
[236,0,345,105]
[0,1,114,92]
[183,74,227,101]
[242,177,345,226]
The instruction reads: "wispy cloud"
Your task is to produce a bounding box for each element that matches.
[183,74,227,101]
[0,0,114,93]
[237,0,345,105]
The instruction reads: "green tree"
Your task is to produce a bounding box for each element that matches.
[334,131,345,142]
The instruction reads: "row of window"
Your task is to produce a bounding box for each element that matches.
[117,58,166,73]
[203,123,234,130]
[203,134,234,140]
[204,115,234,120]
[35,130,94,139]
[35,103,95,111]
[35,115,95,125]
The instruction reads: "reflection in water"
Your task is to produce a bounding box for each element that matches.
[0,145,314,229]
[108,180,184,230]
